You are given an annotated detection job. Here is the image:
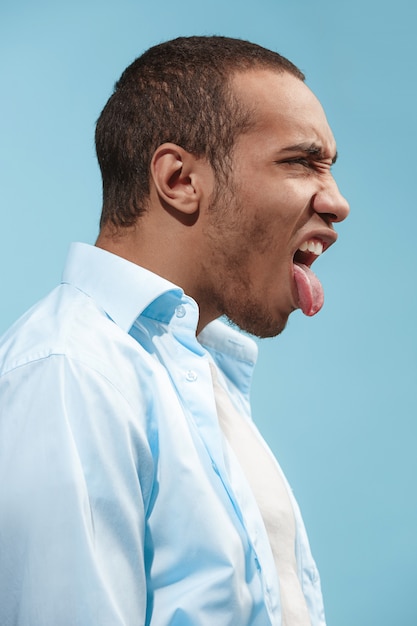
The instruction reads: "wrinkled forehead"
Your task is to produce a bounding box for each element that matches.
[230,69,337,156]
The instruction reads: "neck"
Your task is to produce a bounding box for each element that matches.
[95,223,220,334]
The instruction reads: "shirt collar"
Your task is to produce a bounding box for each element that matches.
[61,242,184,332]
[198,320,258,366]
[61,242,258,370]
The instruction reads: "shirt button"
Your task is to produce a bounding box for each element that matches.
[175,305,186,318]
[185,369,197,382]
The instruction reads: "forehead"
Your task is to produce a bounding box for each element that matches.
[230,69,337,157]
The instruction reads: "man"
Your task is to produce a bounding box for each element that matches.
[0,36,349,625]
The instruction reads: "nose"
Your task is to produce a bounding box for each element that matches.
[312,176,350,223]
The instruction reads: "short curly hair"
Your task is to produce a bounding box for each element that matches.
[95,36,304,228]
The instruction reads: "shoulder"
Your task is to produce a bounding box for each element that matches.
[0,286,158,491]
[0,283,156,409]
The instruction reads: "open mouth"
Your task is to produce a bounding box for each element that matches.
[293,238,324,268]
[292,238,325,316]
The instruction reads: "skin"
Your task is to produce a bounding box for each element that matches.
[96,68,350,338]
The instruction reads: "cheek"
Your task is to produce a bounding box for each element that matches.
[245,210,293,260]
[251,182,304,223]
[247,218,276,253]
[281,181,313,215]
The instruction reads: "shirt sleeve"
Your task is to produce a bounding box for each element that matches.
[0,354,154,626]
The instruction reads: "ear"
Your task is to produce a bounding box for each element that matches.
[150,143,208,215]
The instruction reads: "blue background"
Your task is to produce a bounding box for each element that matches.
[1,1,416,624]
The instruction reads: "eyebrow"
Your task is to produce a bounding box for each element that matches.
[282,142,338,164]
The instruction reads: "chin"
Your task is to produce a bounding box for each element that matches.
[254,319,288,339]
[227,309,289,339]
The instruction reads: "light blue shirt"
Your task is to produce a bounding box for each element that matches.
[0,242,325,626]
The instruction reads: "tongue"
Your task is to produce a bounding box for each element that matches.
[293,263,324,316]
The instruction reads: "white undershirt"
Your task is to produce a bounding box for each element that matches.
[210,365,311,626]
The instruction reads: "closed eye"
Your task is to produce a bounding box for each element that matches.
[280,157,334,173]
[285,158,310,167]
[276,144,338,171]
[278,157,313,170]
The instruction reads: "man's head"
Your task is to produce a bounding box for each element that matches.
[95,36,349,338]
[95,35,304,229]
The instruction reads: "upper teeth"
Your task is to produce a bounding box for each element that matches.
[298,240,323,255]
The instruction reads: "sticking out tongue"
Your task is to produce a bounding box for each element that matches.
[293,263,324,316]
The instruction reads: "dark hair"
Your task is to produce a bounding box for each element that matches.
[95,36,304,228]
